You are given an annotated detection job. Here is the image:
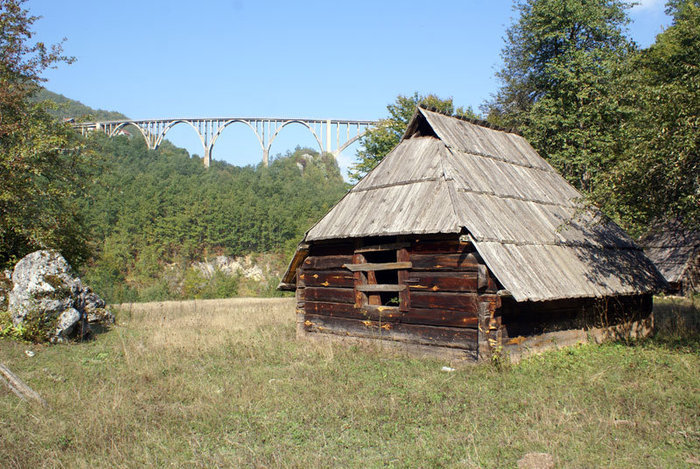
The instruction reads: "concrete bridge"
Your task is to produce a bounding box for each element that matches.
[73,117,376,167]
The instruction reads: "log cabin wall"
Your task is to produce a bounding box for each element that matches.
[296,235,502,360]
[294,234,655,360]
[499,293,654,341]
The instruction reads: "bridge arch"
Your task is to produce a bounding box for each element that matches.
[266,120,324,160]
[335,129,369,156]
[109,122,153,149]
[209,119,265,153]
[154,119,206,151]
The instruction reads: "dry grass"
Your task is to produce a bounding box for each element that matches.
[0,297,698,468]
[115,298,295,351]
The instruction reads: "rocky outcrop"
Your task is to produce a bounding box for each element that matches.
[192,255,265,282]
[8,250,114,343]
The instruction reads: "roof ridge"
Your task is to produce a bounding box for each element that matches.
[436,140,464,236]
[418,105,521,135]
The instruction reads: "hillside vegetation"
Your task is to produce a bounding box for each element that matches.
[78,133,348,303]
[32,88,128,122]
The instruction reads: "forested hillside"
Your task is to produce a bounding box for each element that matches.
[78,132,348,302]
[33,88,128,121]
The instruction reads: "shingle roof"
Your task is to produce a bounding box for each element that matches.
[286,108,666,301]
[640,220,699,285]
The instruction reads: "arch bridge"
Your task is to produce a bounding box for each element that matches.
[73,117,376,167]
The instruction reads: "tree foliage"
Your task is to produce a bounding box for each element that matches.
[33,88,128,122]
[0,0,90,268]
[486,0,700,234]
[600,0,699,230]
[349,93,477,181]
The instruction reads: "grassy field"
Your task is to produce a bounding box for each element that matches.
[0,296,698,468]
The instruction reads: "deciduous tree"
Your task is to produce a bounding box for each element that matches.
[0,0,89,268]
[601,0,699,231]
[486,0,635,196]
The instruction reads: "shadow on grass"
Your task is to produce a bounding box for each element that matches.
[630,296,700,352]
[87,322,113,338]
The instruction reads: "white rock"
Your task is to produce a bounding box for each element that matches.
[8,250,113,343]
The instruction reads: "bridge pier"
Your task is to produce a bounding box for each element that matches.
[203,146,212,168]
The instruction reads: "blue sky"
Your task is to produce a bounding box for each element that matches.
[28,0,671,174]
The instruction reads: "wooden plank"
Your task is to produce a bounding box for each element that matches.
[366,264,381,306]
[477,264,489,290]
[305,302,403,322]
[359,305,477,328]
[303,255,353,271]
[353,253,365,307]
[343,261,412,272]
[302,314,478,350]
[409,253,480,271]
[305,301,365,319]
[402,307,478,328]
[397,247,410,312]
[303,287,355,304]
[356,284,407,293]
[410,291,480,312]
[300,270,354,288]
[355,242,410,253]
[0,364,47,407]
[406,272,478,292]
[280,244,309,287]
[304,302,477,328]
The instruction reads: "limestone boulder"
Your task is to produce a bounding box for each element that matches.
[8,250,113,343]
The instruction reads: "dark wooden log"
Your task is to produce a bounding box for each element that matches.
[303,255,354,271]
[406,272,479,292]
[402,307,478,328]
[343,262,412,272]
[308,242,355,257]
[304,302,478,328]
[355,242,410,253]
[353,253,365,307]
[410,291,480,312]
[409,239,466,253]
[302,314,477,350]
[397,247,410,311]
[365,267,381,306]
[303,287,355,304]
[409,253,480,271]
[305,301,365,319]
[299,270,354,288]
[356,284,407,293]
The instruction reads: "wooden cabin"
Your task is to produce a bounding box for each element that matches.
[641,220,699,295]
[279,108,666,361]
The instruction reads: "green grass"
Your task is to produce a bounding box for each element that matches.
[0,297,698,468]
